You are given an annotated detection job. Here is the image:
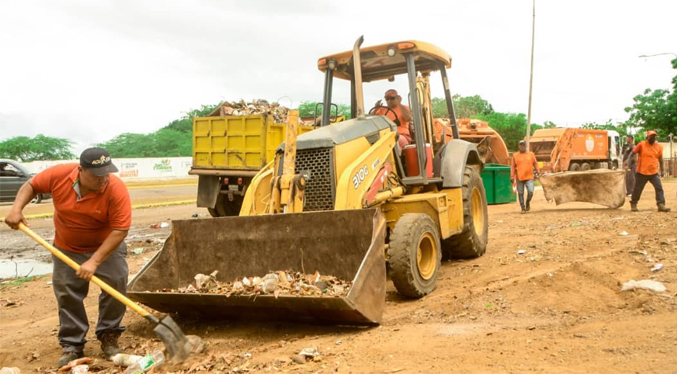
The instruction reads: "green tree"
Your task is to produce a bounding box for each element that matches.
[164,104,221,133]
[0,134,75,161]
[472,112,532,151]
[297,101,351,119]
[580,120,628,138]
[98,133,153,158]
[625,58,677,139]
[431,95,494,119]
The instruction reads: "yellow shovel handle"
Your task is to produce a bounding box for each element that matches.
[18,223,150,318]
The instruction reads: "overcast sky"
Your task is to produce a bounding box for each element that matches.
[1,0,675,155]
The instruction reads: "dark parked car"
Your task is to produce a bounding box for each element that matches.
[0,159,52,204]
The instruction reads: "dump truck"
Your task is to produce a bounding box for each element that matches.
[529,128,621,172]
[189,104,316,217]
[433,118,510,165]
[128,37,489,325]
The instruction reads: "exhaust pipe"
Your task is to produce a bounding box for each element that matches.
[352,35,365,119]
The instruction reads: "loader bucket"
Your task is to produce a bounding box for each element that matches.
[539,169,626,208]
[127,209,387,325]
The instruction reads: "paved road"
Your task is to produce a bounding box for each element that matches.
[0,182,198,218]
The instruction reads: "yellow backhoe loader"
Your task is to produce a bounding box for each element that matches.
[128,37,489,325]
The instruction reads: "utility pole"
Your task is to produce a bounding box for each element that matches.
[526,0,536,151]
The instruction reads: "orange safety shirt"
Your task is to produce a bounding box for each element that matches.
[511,152,537,181]
[376,105,411,138]
[30,163,132,253]
[633,140,663,176]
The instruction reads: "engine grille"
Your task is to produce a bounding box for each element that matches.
[295,147,335,211]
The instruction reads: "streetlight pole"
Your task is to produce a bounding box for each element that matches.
[526,0,536,151]
[639,53,677,59]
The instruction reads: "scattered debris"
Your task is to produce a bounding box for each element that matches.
[651,264,663,272]
[291,354,306,364]
[619,231,629,236]
[149,222,170,229]
[573,334,588,338]
[58,357,93,371]
[621,280,666,293]
[517,250,526,255]
[187,335,205,354]
[299,347,320,358]
[161,270,352,297]
[71,365,88,374]
[209,99,296,124]
[335,340,342,345]
[195,271,219,291]
[571,222,581,227]
[131,248,145,255]
[111,353,143,367]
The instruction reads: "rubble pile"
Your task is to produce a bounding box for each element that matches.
[210,99,291,123]
[159,270,352,298]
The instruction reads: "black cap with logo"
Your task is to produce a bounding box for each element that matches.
[80,147,119,176]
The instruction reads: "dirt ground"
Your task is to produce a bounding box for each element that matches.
[1,181,677,373]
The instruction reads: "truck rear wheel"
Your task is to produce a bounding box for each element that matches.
[208,194,243,217]
[388,214,442,298]
[580,162,591,171]
[569,163,581,171]
[442,165,488,259]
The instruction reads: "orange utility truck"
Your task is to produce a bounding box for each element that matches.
[529,128,621,172]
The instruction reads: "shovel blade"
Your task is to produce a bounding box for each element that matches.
[153,315,192,364]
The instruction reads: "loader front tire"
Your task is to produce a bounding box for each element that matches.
[442,165,488,259]
[388,214,442,298]
[208,194,243,217]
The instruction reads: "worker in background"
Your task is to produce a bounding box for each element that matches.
[630,130,670,212]
[622,134,636,197]
[374,89,413,148]
[4,148,132,367]
[511,140,541,214]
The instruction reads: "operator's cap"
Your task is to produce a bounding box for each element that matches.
[519,140,527,145]
[80,147,119,176]
[646,130,658,137]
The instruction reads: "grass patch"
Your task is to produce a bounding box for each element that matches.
[0,275,44,289]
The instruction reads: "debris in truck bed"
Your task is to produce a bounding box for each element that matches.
[208,99,293,123]
[157,270,352,297]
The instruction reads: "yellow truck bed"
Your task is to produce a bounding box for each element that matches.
[193,114,311,171]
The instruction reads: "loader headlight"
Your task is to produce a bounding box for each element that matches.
[328,59,337,70]
[387,46,396,57]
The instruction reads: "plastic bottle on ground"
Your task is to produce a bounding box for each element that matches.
[122,350,165,374]
[111,353,144,367]
[0,368,21,374]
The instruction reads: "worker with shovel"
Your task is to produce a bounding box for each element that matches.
[511,140,541,214]
[4,148,132,367]
[630,130,670,212]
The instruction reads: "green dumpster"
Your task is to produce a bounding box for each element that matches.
[481,163,515,204]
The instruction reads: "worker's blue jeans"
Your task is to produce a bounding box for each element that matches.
[516,179,535,209]
[630,173,665,205]
[51,242,128,352]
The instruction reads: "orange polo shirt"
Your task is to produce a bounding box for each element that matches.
[375,105,411,138]
[30,163,132,253]
[511,152,537,181]
[633,140,663,176]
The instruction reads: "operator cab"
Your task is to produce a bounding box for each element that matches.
[316,40,464,186]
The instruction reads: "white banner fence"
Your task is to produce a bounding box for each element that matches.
[24,157,196,182]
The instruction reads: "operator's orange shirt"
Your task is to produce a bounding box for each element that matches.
[30,163,132,253]
[633,140,663,176]
[375,105,411,138]
[511,152,537,181]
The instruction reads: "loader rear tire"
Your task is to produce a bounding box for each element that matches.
[581,162,591,171]
[388,214,442,298]
[208,194,243,217]
[442,165,488,259]
[569,163,581,171]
